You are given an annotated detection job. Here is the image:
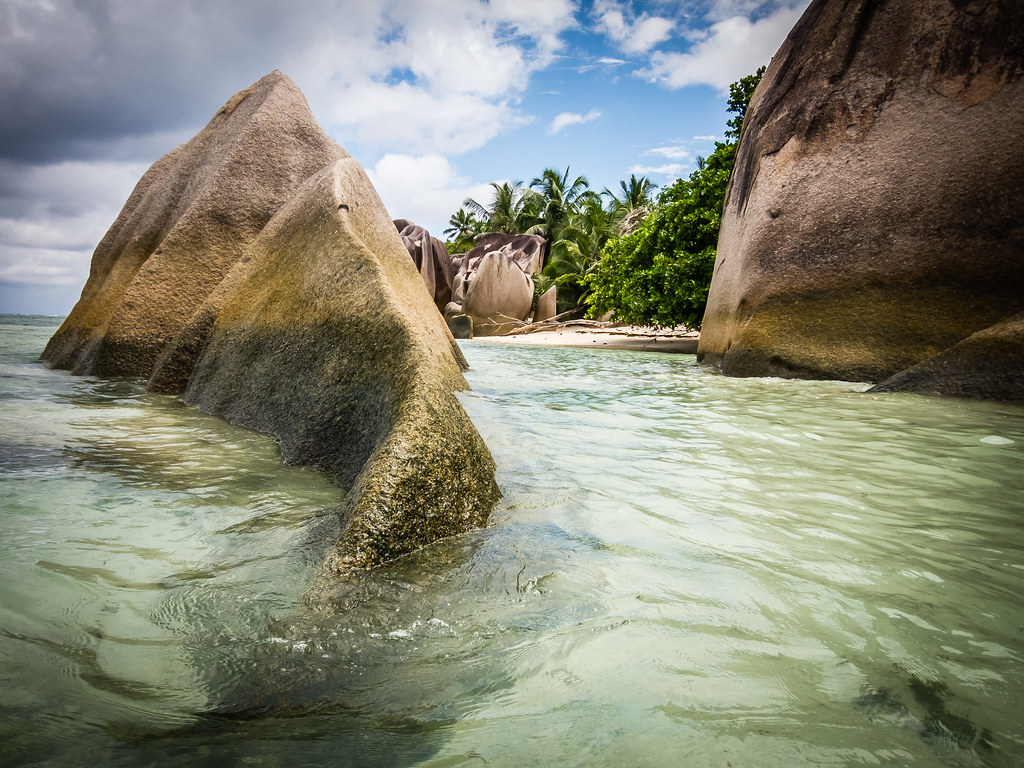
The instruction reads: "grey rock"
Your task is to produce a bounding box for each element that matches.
[42,71,345,380]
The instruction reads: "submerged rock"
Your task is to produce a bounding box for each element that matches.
[698,0,1024,394]
[869,312,1024,400]
[186,159,499,574]
[42,73,499,574]
[394,218,456,312]
[42,71,344,378]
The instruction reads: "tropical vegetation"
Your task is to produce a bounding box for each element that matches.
[442,67,765,327]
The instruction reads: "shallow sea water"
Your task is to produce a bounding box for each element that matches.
[1,315,1023,767]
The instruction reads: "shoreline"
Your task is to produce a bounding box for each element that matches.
[466,325,699,354]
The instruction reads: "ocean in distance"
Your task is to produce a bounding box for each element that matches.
[1,313,1022,767]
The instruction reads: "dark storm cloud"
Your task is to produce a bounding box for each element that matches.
[0,0,313,163]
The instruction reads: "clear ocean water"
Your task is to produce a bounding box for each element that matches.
[1,313,1022,767]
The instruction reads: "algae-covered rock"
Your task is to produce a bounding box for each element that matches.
[698,0,1024,385]
[42,72,500,575]
[869,313,1024,400]
[42,71,345,378]
[185,158,499,573]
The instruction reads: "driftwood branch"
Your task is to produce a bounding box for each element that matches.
[505,314,614,335]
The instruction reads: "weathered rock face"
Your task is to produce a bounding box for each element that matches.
[534,285,558,323]
[42,73,500,574]
[869,312,1024,400]
[467,233,546,278]
[42,71,345,378]
[698,0,1024,389]
[461,251,535,336]
[618,206,649,237]
[447,233,546,336]
[394,218,456,312]
[186,159,499,574]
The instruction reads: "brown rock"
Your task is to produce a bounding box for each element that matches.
[185,158,499,575]
[394,218,456,312]
[698,0,1024,385]
[41,72,500,576]
[618,206,649,237]
[869,312,1024,400]
[42,71,345,378]
[467,233,546,277]
[445,233,546,335]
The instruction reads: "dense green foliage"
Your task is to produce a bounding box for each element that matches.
[442,68,764,322]
[586,67,764,328]
[586,144,735,328]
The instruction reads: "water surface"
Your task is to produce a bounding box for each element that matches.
[1,316,1022,766]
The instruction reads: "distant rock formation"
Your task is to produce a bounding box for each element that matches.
[534,285,558,323]
[618,206,649,237]
[42,72,499,573]
[698,0,1024,397]
[446,233,547,336]
[394,218,456,312]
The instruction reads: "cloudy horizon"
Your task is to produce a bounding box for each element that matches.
[0,0,810,315]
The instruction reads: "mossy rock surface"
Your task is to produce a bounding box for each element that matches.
[42,72,500,577]
[698,0,1024,392]
[185,158,499,575]
[870,312,1024,400]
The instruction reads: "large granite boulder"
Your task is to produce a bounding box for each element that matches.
[186,159,499,574]
[394,218,456,312]
[42,71,344,378]
[698,0,1024,390]
[869,312,1024,400]
[447,233,546,336]
[461,250,535,336]
[43,73,500,574]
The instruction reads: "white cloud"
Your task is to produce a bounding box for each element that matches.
[367,153,494,236]
[597,57,628,66]
[641,4,806,91]
[548,109,602,135]
[628,163,687,179]
[328,80,532,156]
[647,145,691,161]
[692,134,719,142]
[594,0,675,55]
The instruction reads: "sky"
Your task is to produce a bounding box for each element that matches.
[0,0,811,315]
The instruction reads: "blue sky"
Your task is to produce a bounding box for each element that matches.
[0,0,810,315]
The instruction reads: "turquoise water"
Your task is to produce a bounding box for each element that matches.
[1,315,1023,766]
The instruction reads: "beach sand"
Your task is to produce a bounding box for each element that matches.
[468,324,699,354]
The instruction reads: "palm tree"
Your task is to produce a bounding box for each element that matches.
[544,192,617,310]
[528,167,591,243]
[443,208,483,251]
[605,174,656,215]
[446,208,481,239]
[463,181,533,235]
